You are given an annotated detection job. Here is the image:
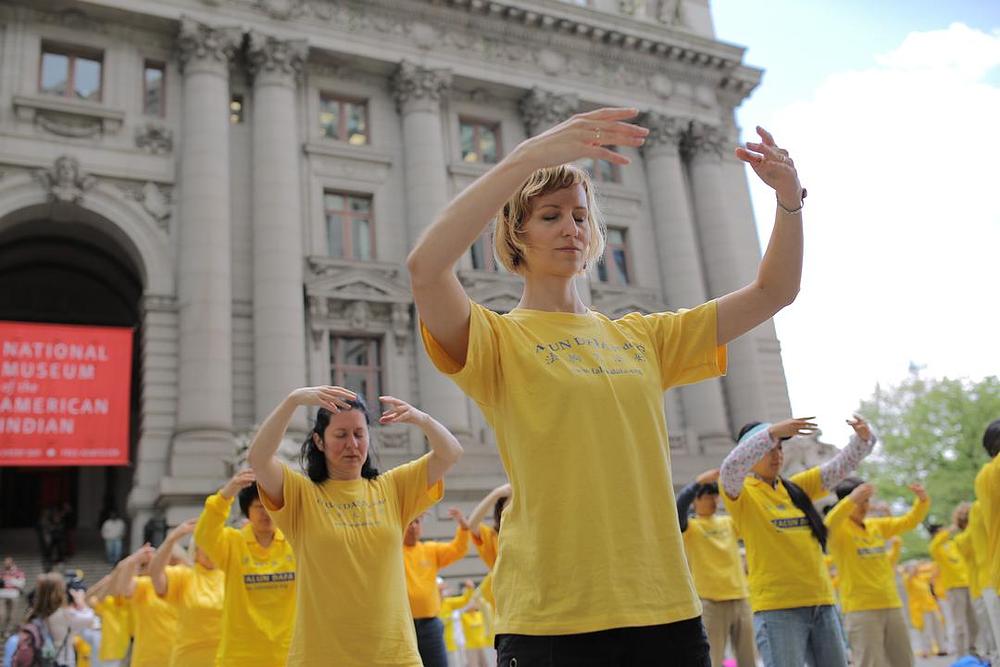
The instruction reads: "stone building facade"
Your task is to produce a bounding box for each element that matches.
[0,0,792,575]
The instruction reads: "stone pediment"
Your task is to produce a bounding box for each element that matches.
[590,283,665,319]
[305,258,411,304]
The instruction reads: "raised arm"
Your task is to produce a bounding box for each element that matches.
[148,518,196,596]
[406,107,647,365]
[819,415,877,490]
[468,483,512,538]
[195,469,255,568]
[248,386,356,506]
[85,573,114,602]
[676,469,718,532]
[720,418,818,499]
[716,127,805,344]
[434,511,471,569]
[111,545,153,598]
[878,484,931,539]
[824,483,874,530]
[379,396,463,485]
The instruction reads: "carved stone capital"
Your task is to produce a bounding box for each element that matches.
[519,87,579,137]
[247,31,308,84]
[135,123,174,154]
[683,121,726,161]
[177,16,241,74]
[391,61,451,114]
[34,156,96,204]
[639,112,686,156]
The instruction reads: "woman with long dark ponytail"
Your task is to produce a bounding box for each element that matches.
[720,415,876,667]
[248,386,463,666]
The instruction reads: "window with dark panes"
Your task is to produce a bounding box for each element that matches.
[330,336,383,410]
[319,95,369,145]
[459,119,501,164]
[580,155,621,184]
[143,61,165,116]
[597,227,632,285]
[40,45,102,101]
[325,192,374,260]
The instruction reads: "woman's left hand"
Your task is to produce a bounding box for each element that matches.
[378,396,427,426]
[846,414,872,442]
[735,126,802,209]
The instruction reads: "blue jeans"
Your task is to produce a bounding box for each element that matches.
[105,538,123,564]
[754,605,848,667]
[414,617,448,667]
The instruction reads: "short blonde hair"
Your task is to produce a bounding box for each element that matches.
[493,164,606,274]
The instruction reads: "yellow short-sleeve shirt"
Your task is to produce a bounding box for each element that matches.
[92,595,130,662]
[975,456,1000,589]
[164,563,225,667]
[929,529,969,593]
[421,299,726,635]
[128,575,179,667]
[263,453,443,666]
[682,514,749,602]
[474,523,499,569]
[723,466,834,612]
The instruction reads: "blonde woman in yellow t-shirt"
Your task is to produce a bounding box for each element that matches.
[408,105,806,665]
[147,518,225,667]
[824,479,929,667]
[720,416,876,667]
[249,388,462,666]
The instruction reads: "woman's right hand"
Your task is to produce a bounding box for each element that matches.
[165,518,198,542]
[221,469,256,499]
[768,417,818,440]
[848,482,875,505]
[289,385,356,412]
[512,108,648,171]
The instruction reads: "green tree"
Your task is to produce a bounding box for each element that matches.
[857,371,1000,559]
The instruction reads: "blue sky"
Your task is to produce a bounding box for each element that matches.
[708,1,1000,443]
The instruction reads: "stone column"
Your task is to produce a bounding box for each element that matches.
[247,32,309,432]
[685,120,766,432]
[641,112,731,450]
[170,17,241,479]
[392,61,469,436]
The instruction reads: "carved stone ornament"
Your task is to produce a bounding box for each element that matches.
[519,88,579,137]
[391,61,452,113]
[34,156,96,204]
[255,0,309,20]
[390,303,412,351]
[377,427,409,450]
[683,121,726,160]
[346,300,370,331]
[640,112,687,155]
[177,16,242,72]
[135,123,174,154]
[119,182,173,231]
[247,31,308,79]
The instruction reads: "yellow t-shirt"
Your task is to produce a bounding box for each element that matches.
[825,496,929,612]
[461,609,490,650]
[92,595,130,661]
[968,501,991,593]
[955,529,981,599]
[404,527,469,618]
[439,588,473,652]
[723,467,834,612]
[473,524,499,569]
[263,453,443,666]
[421,299,726,635]
[904,570,940,628]
[682,514,749,601]
[975,456,1000,589]
[929,529,969,593]
[128,575,180,667]
[194,493,297,667]
[165,563,225,667]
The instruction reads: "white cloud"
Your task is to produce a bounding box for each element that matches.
[747,22,1000,443]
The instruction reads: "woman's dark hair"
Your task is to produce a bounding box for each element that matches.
[493,496,507,533]
[300,395,380,483]
[238,484,260,518]
[984,418,1000,458]
[696,482,719,498]
[738,420,829,552]
[834,476,864,501]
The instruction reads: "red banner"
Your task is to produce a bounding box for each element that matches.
[0,321,133,466]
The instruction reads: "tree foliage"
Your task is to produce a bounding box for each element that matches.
[857,371,1000,559]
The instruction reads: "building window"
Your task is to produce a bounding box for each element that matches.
[330,336,383,411]
[229,95,244,124]
[470,232,498,272]
[39,45,102,101]
[325,192,374,260]
[580,155,621,184]
[459,119,501,164]
[319,95,369,145]
[143,61,165,116]
[597,227,632,285]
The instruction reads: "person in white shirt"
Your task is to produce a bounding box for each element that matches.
[100,511,126,564]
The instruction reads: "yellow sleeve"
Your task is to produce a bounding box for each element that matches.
[194,492,235,571]
[872,498,931,539]
[420,300,502,407]
[434,527,470,569]
[259,463,307,539]
[387,453,444,525]
[638,300,727,390]
[440,587,474,614]
[164,565,192,605]
[928,529,950,559]
[887,537,902,566]
[824,497,856,531]
[789,466,826,501]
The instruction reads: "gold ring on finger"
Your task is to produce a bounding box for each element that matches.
[594,128,601,142]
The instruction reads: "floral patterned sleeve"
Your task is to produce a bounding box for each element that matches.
[819,431,877,490]
[720,425,776,498]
